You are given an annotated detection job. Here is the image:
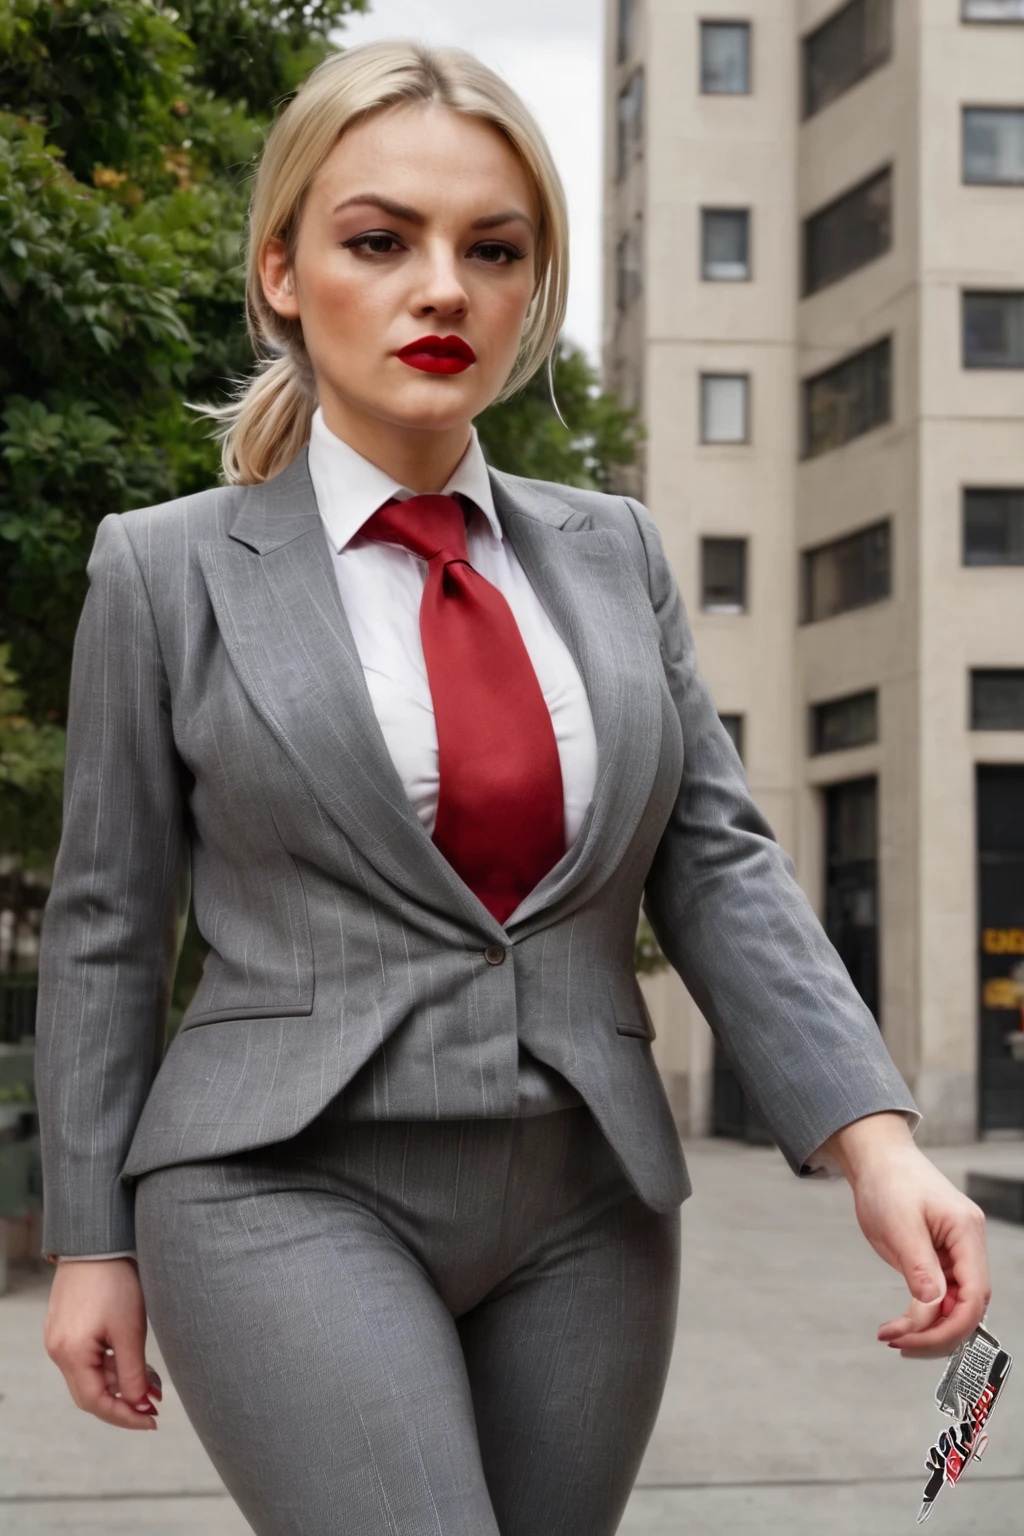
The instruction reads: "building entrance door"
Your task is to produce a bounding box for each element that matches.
[977,766,1024,1132]
[710,775,881,1144]
[824,777,880,1024]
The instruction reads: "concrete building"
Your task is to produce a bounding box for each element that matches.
[605,0,1024,1144]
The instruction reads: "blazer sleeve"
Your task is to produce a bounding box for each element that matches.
[622,494,921,1175]
[34,512,191,1257]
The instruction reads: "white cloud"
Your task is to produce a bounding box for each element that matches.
[330,3,604,363]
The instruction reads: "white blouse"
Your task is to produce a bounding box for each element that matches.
[306,405,599,849]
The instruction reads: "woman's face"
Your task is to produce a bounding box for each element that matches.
[260,101,540,455]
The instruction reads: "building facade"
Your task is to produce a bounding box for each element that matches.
[605,0,1024,1143]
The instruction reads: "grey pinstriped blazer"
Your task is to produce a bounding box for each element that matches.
[34,448,920,1257]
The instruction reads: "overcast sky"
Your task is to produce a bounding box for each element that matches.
[331,0,605,364]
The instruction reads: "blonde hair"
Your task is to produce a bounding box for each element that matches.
[189,38,570,485]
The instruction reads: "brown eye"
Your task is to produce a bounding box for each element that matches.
[343,233,402,256]
[474,243,526,265]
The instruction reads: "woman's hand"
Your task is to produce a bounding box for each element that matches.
[43,1258,162,1429]
[821,1112,992,1360]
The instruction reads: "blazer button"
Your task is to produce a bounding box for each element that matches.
[484,945,506,965]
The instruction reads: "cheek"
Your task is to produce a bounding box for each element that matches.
[477,279,534,348]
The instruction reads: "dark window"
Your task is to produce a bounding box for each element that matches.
[803,166,892,296]
[811,690,878,754]
[701,373,750,442]
[702,208,751,279]
[824,778,880,1022]
[971,670,1024,729]
[616,69,644,180]
[617,0,638,61]
[719,713,745,761]
[700,21,751,94]
[964,488,1024,565]
[615,216,643,311]
[802,336,891,458]
[702,538,748,612]
[803,0,893,119]
[963,0,1024,19]
[963,108,1024,185]
[963,291,1024,367]
[802,520,891,623]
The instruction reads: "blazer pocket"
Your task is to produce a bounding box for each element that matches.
[179,853,314,1028]
[605,972,657,1041]
[181,997,314,1027]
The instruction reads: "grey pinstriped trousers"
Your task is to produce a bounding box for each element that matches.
[133,1103,681,1535]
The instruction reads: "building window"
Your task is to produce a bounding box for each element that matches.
[803,0,892,120]
[802,337,891,458]
[963,291,1024,367]
[617,0,638,61]
[972,670,1024,729]
[963,1,1024,20]
[616,68,645,181]
[964,488,1024,565]
[701,538,748,613]
[718,713,745,761]
[700,21,751,94]
[801,520,891,624]
[700,373,750,443]
[615,216,643,312]
[963,108,1024,185]
[803,166,892,296]
[702,208,751,280]
[811,690,878,755]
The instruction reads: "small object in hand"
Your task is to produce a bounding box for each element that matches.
[916,1323,1012,1524]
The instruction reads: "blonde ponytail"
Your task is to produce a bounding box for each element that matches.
[187,38,570,486]
[188,352,317,487]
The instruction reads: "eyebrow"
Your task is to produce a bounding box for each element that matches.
[330,193,534,235]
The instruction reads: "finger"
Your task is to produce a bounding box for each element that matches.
[885,1288,990,1358]
[878,1293,944,1341]
[896,1225,947,1308]
[106,1319,156,1418]
[61,1344,158,1431]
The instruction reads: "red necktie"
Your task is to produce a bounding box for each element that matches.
[359,493,565,925]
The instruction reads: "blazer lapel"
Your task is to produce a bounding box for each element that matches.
[488,471,665,934]
[199,448,664,939]
[200,452,504,938]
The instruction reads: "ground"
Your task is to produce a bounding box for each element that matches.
[2,1138,1021,1535]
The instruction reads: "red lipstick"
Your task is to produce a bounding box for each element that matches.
[396,334,476,374]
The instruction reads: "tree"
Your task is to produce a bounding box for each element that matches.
[476,337,643,492]
[0,0,369,736]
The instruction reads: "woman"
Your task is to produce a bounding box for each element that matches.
[37,38,990,1536]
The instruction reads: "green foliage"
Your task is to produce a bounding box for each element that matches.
[0,642,65,870]
[0,0,367,794]
[476,336,644,492]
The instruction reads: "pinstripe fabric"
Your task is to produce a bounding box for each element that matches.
[132,1106,681,1536]
[35,448,920,1257]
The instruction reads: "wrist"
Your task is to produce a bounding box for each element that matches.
[820,1110,917,1184]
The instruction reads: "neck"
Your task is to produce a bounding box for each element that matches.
[318,397,473,494]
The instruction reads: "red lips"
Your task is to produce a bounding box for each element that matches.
[396,334,476,374]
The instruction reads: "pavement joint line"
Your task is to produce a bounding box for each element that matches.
[4,1475,1024,1503]
[632,1474,1024,1491]
[0,1491,232,1504]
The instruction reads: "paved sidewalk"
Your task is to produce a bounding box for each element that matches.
[2,1138,1022,1535]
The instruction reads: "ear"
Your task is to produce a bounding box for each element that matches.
[260,237,300,320]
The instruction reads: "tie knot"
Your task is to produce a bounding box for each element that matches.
[359,493,470,563]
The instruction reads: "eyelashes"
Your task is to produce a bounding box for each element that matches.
[341,232,528,265]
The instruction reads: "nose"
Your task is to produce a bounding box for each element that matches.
[412,238,469,318]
